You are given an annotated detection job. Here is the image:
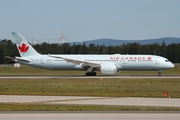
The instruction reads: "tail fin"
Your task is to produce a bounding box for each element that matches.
[12,32,40,57]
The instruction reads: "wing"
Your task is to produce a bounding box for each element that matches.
[49,55,100,68]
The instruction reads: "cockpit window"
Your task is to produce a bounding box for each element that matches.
[165,60,169,62]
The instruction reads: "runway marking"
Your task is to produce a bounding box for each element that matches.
[23,97,112,104]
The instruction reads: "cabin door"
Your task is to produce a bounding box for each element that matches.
[155,59,159,65]
[40,58,44,64]
[123,60,127,64]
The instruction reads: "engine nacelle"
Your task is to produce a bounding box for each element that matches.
[100,63,121,74]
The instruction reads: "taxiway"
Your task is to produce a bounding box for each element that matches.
[1,95,180,107]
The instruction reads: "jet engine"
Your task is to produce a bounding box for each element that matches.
[99,63,121,74]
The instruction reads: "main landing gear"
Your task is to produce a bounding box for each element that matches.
[85,67,96,76]
[85,72,96,76]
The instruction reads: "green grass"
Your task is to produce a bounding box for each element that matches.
[1,103,180,111]
[0,78,180,97]
[0,65,179,76]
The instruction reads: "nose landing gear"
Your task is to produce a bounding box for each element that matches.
[158,70,163,76]
[158,72,161,76]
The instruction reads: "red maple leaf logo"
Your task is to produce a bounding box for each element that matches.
[147,57,152,60]
[18,43,29,52]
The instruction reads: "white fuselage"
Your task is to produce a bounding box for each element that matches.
[16,54,174,71]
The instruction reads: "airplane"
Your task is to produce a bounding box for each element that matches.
[6,32,174,76]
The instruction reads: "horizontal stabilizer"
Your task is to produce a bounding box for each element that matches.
[5,56,31,62]
[15,57,32,62]
[5,56,15,61]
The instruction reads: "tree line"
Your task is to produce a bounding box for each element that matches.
[0,39,180,64]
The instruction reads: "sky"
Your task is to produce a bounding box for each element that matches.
[0,0,180,44]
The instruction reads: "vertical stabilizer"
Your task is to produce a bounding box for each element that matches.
[12,32,39,57]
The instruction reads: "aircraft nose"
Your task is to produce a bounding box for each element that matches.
[164,62,174,69]
[170,63,174,68]
[168,62,174,69]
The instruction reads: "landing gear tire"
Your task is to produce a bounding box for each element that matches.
[85,72,96,76]
[158,72,161,76]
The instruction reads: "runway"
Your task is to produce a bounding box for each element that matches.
[0,111,180,120]
[0,75,180,79]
